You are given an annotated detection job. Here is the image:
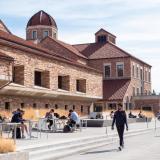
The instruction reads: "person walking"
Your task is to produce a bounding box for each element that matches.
[111,103,128,151]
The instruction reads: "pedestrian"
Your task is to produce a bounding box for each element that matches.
[45,109,55,130]
[111,103,128,151]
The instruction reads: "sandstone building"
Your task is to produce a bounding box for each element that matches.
[0,10,152,114]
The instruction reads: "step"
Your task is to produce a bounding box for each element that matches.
[29,130,151,160]
[20,134,107,152]
[29,136,112,159]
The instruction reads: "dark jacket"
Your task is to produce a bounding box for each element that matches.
[11,112,23,123]
[112,110,128,128]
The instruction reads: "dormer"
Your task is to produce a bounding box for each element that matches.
[95,28,116,44]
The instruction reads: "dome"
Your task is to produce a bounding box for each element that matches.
[27,10,57,28]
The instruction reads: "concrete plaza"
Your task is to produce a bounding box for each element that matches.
[60,130,160,160]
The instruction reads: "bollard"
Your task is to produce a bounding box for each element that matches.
[146,117,149,128]
[155,117,157,131]
[106,115,108,136]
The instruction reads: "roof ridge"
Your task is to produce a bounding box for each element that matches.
[41,36,87,59]
[0,31,101,74]
[108,42,151,67]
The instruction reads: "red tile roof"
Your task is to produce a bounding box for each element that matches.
[73,42,151,67]
[103,79,130,101]
[73,42,128,59]
[27,10,57,28]
[40,36,87,59]
[0,20,12,34]
[0,30,101,74]
[95,28,116,38]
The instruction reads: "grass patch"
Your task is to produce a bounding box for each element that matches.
[0,138,16,153]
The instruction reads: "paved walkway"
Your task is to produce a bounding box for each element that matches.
[16,119,160,150]
[60,129,160,160]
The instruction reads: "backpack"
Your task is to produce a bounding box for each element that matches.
[63,125,71,133]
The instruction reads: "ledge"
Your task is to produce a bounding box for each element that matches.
[0,151,29,160]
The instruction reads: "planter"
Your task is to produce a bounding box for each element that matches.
[0,151,29,160]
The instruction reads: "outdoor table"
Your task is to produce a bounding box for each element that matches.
[38,118,67,138]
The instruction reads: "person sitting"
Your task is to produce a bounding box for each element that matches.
[11,109,28,138]
[138,111,145,118]
[68,110,80,128]
[128,111,136,118]
[110,111,114,119]
[45,109,55,130]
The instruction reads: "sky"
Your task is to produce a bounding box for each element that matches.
[0,0,160,93]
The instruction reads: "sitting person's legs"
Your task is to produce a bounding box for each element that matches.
[47,119,53,129]
[20,122,28,138]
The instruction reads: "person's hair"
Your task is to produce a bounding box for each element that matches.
[20,109,24,113]
[69,109,73,113]
[50,109,54,112]
[17,108,21,111]
[117,103,122,107]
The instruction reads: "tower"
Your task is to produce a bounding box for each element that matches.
[26,10,58,42]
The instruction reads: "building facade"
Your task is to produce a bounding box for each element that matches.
[0,10,152,114]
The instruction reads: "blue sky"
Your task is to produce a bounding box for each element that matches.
[0,0,160,93]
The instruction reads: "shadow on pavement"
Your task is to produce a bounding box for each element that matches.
[81,149,118,155]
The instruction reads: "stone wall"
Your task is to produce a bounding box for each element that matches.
[0,95,92,115]
[88,57,131,79]
[133,96,160,114]
[0,44,102,98]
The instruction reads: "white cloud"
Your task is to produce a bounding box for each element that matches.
[0,0,160,92]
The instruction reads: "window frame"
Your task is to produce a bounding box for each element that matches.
[103,63,111,78]
[32,30,37,39]
[43,30,49,38]
[116,62,124,77]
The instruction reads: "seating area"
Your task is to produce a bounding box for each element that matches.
[0,108,88,144]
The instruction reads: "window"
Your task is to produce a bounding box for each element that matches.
[104,64,111,78]
[76,79,86,93]
[13,66,24,85]
[145,69,147,81]
[116,63,124,77]
[142,106,152,111]
[43,30,49,38]
[94,105,103,112]
[132,65,135,77]
[148,71,151,82]
[32,31,37,39]
[34,70,50,88]
[81,105,83,113]
[65,105,68,110]
[55,104,58,109]
[34,71,42,86]
[133,87,135,96]
[140,68,143,80]
[108,103,116,110]
[73,105,75,110]
[58,75,70,91]
[53,33,56,38]
[136,66,139,78]
[87,106,90,114]
[5,102,10,110]
[141,87,143,95]
[98,35,107,43]
[45,104,49,109]
[21,103,25,108]
[33,103,37,108]
[137,88,139,95]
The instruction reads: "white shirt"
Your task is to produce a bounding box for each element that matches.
[70,111,80,123]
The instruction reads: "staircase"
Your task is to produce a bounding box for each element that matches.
[20,128,151,160]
